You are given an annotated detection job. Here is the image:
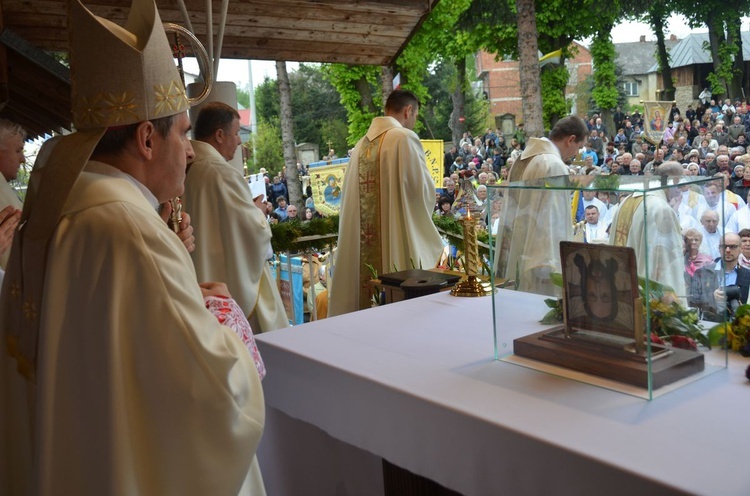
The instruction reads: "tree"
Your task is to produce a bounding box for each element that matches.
[276,61,302,209]
[255,76,280,121]
[648,2,676,101]
[323,64,380,145]
[590,26,620,133]
[247,119,283,175]
[677,0,750,99]
[461,0,631,132]
[254,66,349,156]
[405,0,476,145]
[515,0,544,137]
[421,59,487,142]
[325,0,479,146]
[236,85,250,109]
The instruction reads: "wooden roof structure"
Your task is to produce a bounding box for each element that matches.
[0,0,439,137]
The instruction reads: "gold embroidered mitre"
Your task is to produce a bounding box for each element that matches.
[69,0,189,130]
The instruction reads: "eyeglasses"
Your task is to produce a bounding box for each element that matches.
[720,244,740,250]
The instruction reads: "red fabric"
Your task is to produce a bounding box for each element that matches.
[204,295,266,380]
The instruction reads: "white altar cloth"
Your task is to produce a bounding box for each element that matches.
[256,289,749,496]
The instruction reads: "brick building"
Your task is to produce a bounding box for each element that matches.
[475,43,592,134]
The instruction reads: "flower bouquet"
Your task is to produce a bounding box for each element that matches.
[707,304,750,356]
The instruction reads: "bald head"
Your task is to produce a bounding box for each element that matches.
[701,210,720,233]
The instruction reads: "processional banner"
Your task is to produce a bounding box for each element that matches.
[270,254,304,325]
[309,158,348,217]
[421,139,444,189]
[642,101,671,145]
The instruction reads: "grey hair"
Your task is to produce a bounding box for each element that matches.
[0,118,26,146]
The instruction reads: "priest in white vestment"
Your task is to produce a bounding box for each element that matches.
[0,1,266,494]
[329,90,443,316]
[699,209,724,261]
[183,101,289,333]
[583,205,609,243]
[609,163,687,300]
[725,190,750,234]
[495,116,589,296]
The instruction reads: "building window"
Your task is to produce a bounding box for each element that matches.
[622,81,639,97]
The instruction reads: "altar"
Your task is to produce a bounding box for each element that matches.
[255,289,749,496]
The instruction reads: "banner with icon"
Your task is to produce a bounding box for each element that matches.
[309,158,348,217]
[643,101,671,145]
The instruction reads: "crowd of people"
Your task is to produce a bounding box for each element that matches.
[260,98,750,317]
[439,101,750,318]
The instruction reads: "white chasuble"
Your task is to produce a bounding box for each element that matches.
[329,116,442,316]
[184,140,289,333]
[0,168,266,495]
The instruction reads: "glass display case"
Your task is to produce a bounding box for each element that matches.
[488,172,732,400]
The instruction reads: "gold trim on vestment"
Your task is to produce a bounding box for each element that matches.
[612,196,644,247]
[357,133,386,310]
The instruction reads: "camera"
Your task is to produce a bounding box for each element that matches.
[726,285,742,314]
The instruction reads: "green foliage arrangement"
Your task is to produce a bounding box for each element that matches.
[269,216,340,254]
[432,214,489,254]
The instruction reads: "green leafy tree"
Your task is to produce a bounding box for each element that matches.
[421,59,488,141]
[325,0,480,146]
[253,66,349,156]
[236,85,250,109]
[324,64,381,145]
[247,118,283,175]
[461,0,630,132]
[590,26,620,131]
[617,1,677,101]
[319,118,349,156]
[255,76,280,120]
[676,0,750,98]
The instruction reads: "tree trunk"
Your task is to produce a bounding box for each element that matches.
[707,14,727,98]
[381,66,394,104]
[726,21,744,99]
[448,57,466,147]
[354,74,378,114]
[651,10,675,101]
[276,61,302,209]
[515,0,544,137]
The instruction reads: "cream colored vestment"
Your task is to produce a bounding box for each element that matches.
[0,166,266,495]
[328,116,442,316]
[184,140,289,333]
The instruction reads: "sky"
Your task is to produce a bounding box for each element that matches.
[184,14,750,90]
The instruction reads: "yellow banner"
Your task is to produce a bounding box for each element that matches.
[309,161,348,217]
[643,101,672,146]
[421,139,444,189]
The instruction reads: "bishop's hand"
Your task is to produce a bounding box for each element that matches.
[159,201,196,253]
[0,205,21,256]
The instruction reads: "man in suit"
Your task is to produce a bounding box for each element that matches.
[714,232,750,307]
[728,116,746,146]
[693,232,750,320]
